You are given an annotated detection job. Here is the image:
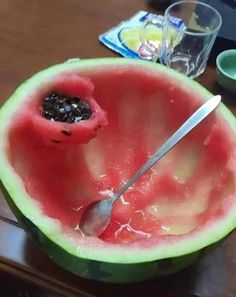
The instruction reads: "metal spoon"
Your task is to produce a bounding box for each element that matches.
[79,95,221,237]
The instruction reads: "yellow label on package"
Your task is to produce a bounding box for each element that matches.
[99,11,164,59]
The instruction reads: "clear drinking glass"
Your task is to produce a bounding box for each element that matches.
[141,1,222,78]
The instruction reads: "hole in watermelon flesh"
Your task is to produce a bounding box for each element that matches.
[7,67,236,245]
[17,74,108,146]
[41,91,92,123]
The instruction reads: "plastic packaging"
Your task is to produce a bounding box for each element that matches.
[99,11,164,59]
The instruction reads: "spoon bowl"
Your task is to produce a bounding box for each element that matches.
[79,95,221,237]
[80,198,114,236]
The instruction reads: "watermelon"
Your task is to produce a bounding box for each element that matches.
[0,58,235,283]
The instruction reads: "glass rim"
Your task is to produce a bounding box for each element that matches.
[165,0,222,36]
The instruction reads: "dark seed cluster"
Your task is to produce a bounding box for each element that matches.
[41,91,92,123]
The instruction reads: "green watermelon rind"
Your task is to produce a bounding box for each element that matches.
[0,58,235,282]
[0,181,208,283]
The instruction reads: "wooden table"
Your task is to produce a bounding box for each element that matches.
[0,1,235,296]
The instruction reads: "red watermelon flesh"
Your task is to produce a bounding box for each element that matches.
[20,73,108,146]
[7,66,235,245]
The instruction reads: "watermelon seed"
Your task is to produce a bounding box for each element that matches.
[51,139,62,143]
[64,106,72,113]
[59,108,66,114]
[75,116,83,122]
[51,92,60,98]
[61,130,72,136]
[43,101,53,110]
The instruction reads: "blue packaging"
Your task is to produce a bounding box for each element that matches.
[99,11,164,59]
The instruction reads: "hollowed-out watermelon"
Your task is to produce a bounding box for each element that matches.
[0,58,235,283]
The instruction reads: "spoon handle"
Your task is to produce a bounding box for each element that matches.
[109,95,221,205]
